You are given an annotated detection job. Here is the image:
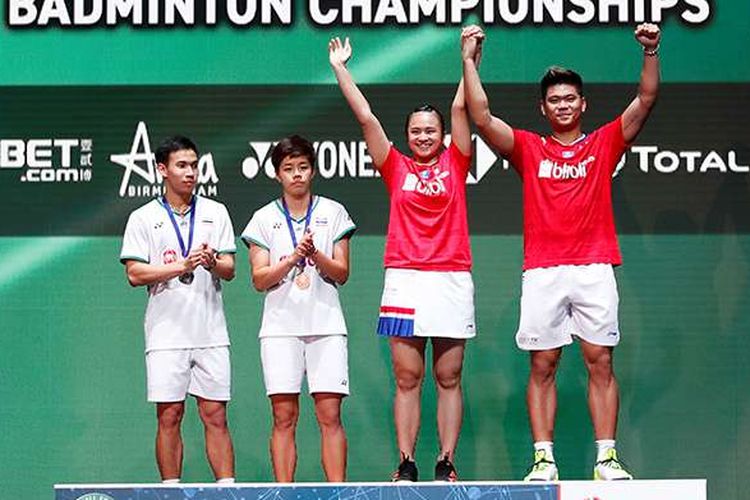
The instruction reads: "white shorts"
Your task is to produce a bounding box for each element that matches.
[260,335,349,396]
[146,346,231,402]
[377,268,476,339]
[515,264,620,350]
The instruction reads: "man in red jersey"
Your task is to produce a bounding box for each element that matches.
[461,24,660,480]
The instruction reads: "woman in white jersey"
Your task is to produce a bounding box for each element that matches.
[330,36,481,481]
[242,135,356,482]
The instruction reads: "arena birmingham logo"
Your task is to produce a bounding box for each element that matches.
[241,135,502,184]
[110,122,219,198]
[0,138,93,182]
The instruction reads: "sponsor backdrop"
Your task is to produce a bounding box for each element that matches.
[1,2,749,500]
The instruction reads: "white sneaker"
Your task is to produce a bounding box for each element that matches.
[593,448,633,480]
[524,449,559,481]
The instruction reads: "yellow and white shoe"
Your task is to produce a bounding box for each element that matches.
[593,448,633,480]
[524,449,559,481]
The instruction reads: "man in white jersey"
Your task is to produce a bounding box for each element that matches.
[242,135,356,482]
[120,136,236,483]
[462,25,661,480]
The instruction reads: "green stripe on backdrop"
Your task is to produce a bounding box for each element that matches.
[0,3,749,84]
[0,234,747,498]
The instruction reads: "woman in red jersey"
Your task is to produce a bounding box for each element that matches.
[329,35,482,482]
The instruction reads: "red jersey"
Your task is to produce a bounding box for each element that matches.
[510,117,628,270]
[380,142,472,271]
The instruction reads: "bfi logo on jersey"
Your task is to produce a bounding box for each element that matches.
[538,156,595,180]
[110,122,220,198]
[0,138,93,183]
[241,134,502,184]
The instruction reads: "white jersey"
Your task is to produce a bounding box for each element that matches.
[242,195,356,338]
[120,196,236,352]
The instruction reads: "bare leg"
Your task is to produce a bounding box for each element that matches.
[197,397,235,480]
[580,340,619,439]
[389,337,427,459]
[155,401,185,480]
[527,349,563,441]
[432,338,466,461]
[269,394,300,482]
[313,392,347,481]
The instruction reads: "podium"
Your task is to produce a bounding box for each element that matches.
[55,480,706,500]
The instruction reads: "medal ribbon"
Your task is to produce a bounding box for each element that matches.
[281,195,314,270]
[162,196,196,258]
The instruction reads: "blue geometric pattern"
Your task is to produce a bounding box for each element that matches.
[56,483,558,500]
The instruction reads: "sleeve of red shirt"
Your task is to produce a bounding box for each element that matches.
[378,145,400,191]
[448,141,472,179]
[510,129,533,175]
[600,116,628,175]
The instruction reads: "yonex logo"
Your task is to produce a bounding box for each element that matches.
[241,134,502,184]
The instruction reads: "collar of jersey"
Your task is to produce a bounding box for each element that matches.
[548,133,587,147]
[159,195,195,217]
[274,195,319,223]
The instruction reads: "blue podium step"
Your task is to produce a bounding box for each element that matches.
[54,480,706,500]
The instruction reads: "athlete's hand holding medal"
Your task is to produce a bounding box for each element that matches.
[290,230,315,290]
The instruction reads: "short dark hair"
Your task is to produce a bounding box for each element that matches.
[155,136,199,165]
[540,66,584,100]
[271,135,316,173]
[404,104,445,136]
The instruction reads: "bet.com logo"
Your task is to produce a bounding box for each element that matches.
[0,138,93,183]
[241,135,502,185]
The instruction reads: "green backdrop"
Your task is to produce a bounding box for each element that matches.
[1,2,749,499]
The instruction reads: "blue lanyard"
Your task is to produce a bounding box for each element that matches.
[281,195,314,262]
[161,196,196,258]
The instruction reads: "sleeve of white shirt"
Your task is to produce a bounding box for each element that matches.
[241,210,270,250]
[332,202,357,244]
[120,211,150,264]
[216,204,237,255]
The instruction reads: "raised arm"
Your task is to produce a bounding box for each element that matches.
[621,23,661,144]
[329,37,391,169]
[461,26,515,157]
[450,79,472,157]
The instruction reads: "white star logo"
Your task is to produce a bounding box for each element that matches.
[110,121,160,197]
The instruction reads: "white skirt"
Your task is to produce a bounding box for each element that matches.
[377,268,476,339]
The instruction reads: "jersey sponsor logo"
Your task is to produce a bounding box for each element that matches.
[401,169,450,196]
[0,138,93,183]
[314,216,328,226]
[241,134,501,184]
[538,156,595,180]
[110,121,220,198]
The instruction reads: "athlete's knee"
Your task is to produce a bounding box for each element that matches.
[584,351,614,383]
[272,402,299,432]
[157,403,185,430]
[314,399,343,431]
[529,351,560,382]
[394,366,425,392]
[198,402,228,430]
[434,364,462,391]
